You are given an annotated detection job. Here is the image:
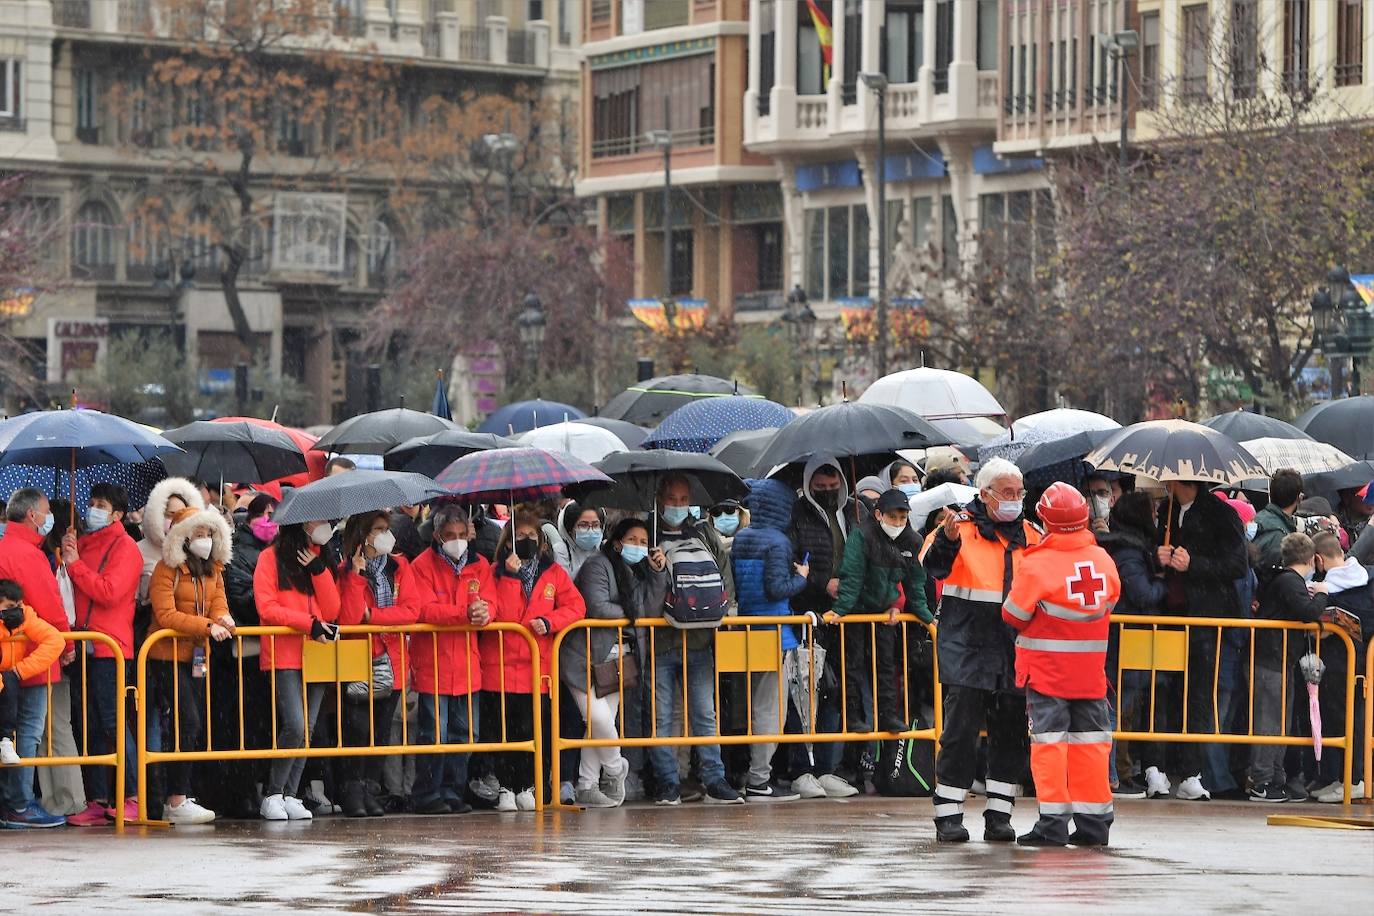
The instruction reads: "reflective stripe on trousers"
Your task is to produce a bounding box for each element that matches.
[1025,687,1113,823]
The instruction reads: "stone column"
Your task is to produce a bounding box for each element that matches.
[487,15,509,65]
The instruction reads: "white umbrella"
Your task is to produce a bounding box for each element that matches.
[907,482,980,531]
[518,421,626,464]
[1011,408,1120,438]
[859,368,1006,420]
[1240,437,1354,476]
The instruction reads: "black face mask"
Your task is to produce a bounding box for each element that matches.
[515,537,539,561]
[812,489,840,511]
[0,605,22,632]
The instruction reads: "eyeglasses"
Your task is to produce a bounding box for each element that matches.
[989,486,1026,501]
[574,522,601,532]
[709,508,738,519]
[1089,488,1111,499]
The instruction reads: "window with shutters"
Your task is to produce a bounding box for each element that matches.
[1230,0,1257,99]
[75,68,100,144]
[1335,0,1363,87]
[933,0,953,93]
[1282,0,1309,94]
[72,201,116,280]
[0,59,22,127]
[1140,12,1160,109]
[591,54,714,158]
[881,1,922,85]
[1181,4,1209,103]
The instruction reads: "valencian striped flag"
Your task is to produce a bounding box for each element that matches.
[805,0,834,81]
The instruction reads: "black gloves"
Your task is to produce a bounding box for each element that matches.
[303,555,327,576]
[310,619,339,642]
[0,606,23,632]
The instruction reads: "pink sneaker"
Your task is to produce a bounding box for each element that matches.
[67,801,111,827]
[119,797,139,822]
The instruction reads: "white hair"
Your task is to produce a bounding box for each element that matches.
[975,457,1023,491]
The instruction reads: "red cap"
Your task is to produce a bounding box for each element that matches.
[1037,482,1090,533]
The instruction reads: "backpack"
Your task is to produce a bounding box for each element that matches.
[661,532,729,629]
[873,716,936,797]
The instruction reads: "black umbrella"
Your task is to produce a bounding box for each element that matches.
[709,427,779,476]
[748,401,952,478]
[1200,410,1312,443]
[1301,460,1374,497]
[586,450,748,512]
[600,374,759,426]
[312,408,458,456]
[1295,396,1374,460]
[274,470,448,525]
[162,421,308,484]
[384,430,517,475]
[572,417,648,449]
[1014,429,1119,489]
[1085,419,1267,485]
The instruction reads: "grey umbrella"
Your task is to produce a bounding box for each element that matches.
[273,469,448,524]
[162,420,307,484]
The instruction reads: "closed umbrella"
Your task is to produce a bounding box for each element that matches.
[383,430,516,475]
[1240,437,1354,476]
[587,450,747,512]
[435,447,613,504]
[273,470,448,525]
[601,374,758,426]
[476,399,586,435]
[313,408,457,456]
[519,421,626,464]
[1295,396,1374,459]
[162,420,308,484]
[709,427,779,477]
[750,402,951,479]
[643,396,794,453]
[858,367,1005,420]
[1085,419,1267,485]
[573,417,648,450]
[1201,410,1312,443]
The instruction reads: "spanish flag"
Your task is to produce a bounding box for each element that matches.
[806,0,834,81]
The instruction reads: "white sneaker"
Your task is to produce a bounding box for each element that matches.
[1145,766,1172,799]
[259,794,288,821]
[1317,781,1365,804]
[0,737,19,765]
[515,788,537,811]
[817,774,859,798]
[283,796,313,820]
[1176,775,1211,800]
[969,779,986,797]
[167,798,216,825]
[496,789,517,812]
[1309,780,1341,801]
[792,773,827,799]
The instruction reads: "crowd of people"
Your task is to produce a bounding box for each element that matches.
[0,446,1368,839]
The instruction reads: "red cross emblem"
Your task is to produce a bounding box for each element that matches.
[1065,561,1107,608]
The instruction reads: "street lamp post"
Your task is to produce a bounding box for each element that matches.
[647,96,675,313]
[517,291,547,388]
[152,244,197,359]
[859,72,889,378]
[1098,29,1139,169]
[780,284,817,399]
[1310,266,1373,396]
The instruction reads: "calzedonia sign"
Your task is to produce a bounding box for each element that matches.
[46,317,109,385]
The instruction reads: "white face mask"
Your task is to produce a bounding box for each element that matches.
[879,521,906,539]
[441,538,468,561]
[308,524,334,546]
[371,530,396,556]
[188,537,214,560]
[991,500,1023,523]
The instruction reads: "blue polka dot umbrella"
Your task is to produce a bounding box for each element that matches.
[642,396,795,454]
[0,459,168,511]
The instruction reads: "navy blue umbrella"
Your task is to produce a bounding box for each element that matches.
[476,399,586,435]
[642,396,794,453]
[0,459,167,511]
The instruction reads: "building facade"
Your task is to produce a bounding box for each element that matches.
[1,0,579,422]
[578,0,786,320]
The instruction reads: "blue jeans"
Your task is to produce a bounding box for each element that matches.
[412,693,479,806]
[648,648,725,789]
[71,657,137,802]
[3,685,50,810]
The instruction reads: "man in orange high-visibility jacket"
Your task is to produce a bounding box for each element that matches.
[1002,483,1120,847]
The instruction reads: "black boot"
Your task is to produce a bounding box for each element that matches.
[362,789,385,817]
[879,716,909,734]
[341,781,368,818]
[1016,829,1068,847]
[984,813,1016,843]
[1068,831,1109,847]
[934,817,970,843]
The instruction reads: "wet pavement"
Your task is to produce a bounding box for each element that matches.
[6,797,1371,913]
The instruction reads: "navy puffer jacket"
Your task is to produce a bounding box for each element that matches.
[733,478,808,650]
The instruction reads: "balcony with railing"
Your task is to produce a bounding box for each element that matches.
[507,29,536,66]
[54,0,91,29]
[590,124,715,160]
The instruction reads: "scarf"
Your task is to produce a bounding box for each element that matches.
[517,557,540,601]
[365,554,395,608]
[438,543,467,577]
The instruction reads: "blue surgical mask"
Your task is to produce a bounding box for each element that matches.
[688,506,701,520]
[86,507,111,532]
[662,505,690,526]
[1245,521,1258,541]
[37,512,55,537]
[620,544,648,565]
[897,483,922,498]
[574,529,603,551]
[713,513,739,536]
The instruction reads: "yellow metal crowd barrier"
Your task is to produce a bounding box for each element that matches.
[1364,639,1372,807]
[1110,615,1359,804]
[548,614,941,806]
[0,631,128,832]
[136,623,545,821]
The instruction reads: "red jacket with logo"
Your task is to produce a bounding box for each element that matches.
[1001,529,1120,700]
[409,548,493,697]
[489,557,585,695]
[68,522,142,660]
[339,555,423,692]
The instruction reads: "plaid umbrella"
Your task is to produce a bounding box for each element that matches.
[435,447,613,504]
[273,470,448,525]
[1240,437,1354,475]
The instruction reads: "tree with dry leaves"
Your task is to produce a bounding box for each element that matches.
[0,176,62,408]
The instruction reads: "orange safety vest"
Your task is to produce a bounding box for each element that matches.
[926,517,1042,604]
[1001,529,1120,700]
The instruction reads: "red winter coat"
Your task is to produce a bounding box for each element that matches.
[338,555,423,692]
[67,522,142,660]
[1002,529,1120,700]
[409,548,493,697]
[0,524,69,685]
[489,556,585,695]
[253,545,342,671]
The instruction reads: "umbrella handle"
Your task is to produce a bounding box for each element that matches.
[1163,496,1174,548]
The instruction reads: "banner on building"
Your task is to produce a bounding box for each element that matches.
[47,318,109,385]
[1352,274,1373,307]
[629,298,709,334]
[272,192,347,273]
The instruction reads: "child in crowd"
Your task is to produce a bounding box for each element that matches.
[0,580,65,776]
